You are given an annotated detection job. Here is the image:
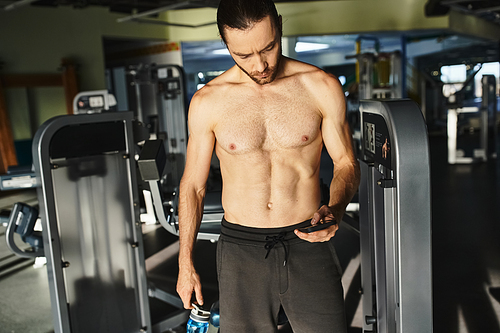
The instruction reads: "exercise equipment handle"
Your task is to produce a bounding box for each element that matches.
[5,202,44,259]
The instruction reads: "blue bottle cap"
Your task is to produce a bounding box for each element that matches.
[190,304,210,323]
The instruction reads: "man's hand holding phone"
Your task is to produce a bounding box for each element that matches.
[294,205,340,242]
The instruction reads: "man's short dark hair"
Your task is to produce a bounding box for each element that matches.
[217,0,281,44]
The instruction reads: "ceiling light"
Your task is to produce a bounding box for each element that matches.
[295,42,330,53]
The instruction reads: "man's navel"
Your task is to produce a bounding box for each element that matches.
[267,202,273,210]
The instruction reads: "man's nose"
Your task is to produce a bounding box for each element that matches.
[254,54,268,73]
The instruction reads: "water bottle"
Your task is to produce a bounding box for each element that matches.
[186,304,210,333]
[208,301,220,333]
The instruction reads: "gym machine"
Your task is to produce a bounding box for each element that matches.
[358,99,433,332]
[109,64,194,229]
[121,64,223,238]
[346,36,403,101]
[447,74,498,164]
[73,90,117,114]
[113,64,189,192]
[138,138,223,242]
[5,111,189,333]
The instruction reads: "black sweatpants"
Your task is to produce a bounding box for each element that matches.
[217,219,347,333]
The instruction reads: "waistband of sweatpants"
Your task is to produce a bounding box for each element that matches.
[220,217,313,245]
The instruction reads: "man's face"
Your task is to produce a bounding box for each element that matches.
[224,16,282,85]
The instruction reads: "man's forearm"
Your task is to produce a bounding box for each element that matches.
[329,159,360,219]
[176,181,207,308]
[177,183,206,268]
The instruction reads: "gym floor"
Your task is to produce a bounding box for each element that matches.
[0,133,499,333]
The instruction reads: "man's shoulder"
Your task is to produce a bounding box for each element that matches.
[280,58,344,118]
[192,67,239,103]
[188,67,242,125]
[282,58,341,89]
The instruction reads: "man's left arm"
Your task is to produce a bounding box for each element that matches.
[295,73,360,242]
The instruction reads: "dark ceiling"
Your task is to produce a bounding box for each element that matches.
[28,0,221,12]
[2,0,499,23]
[2,0,500,27]
[425,0,500,25]
[2,0,332,13]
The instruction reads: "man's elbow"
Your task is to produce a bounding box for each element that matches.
[179,178,206,200]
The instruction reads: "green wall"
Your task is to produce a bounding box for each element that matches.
[165,0,500,41]
[165,0,450,41]
[0,5,170,140]
[0,5,170,88]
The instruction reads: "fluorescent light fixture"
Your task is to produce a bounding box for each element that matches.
[213,48,230,55]
[295,42,330,53]
[213,42,330,55]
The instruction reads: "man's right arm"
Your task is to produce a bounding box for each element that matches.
[176,90,215,309]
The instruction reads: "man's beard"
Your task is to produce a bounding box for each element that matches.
[236,56,281,85]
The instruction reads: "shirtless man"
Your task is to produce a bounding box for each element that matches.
[176,0,360,331]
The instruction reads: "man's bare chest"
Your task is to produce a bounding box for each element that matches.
[214,91,322,154]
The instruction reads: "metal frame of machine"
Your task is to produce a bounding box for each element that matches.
[32,111,154,332]
[358,99,433,332]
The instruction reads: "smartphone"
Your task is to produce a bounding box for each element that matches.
[298,220,337,233]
